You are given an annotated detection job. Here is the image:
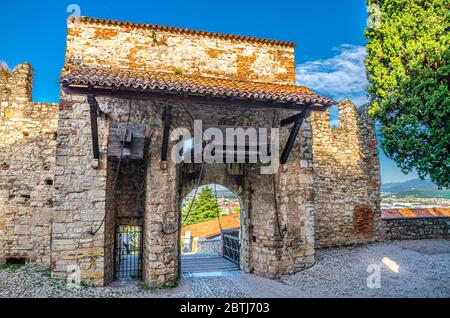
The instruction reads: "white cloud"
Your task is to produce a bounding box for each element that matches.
[296,44,370,107]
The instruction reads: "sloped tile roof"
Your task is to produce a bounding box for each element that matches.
[382,208,450,219]
[61,66,336,106]
[77,17,296,48]
[181,213,240,239]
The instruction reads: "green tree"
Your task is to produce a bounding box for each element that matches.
[182,186,220,226]
[365,0,449,188]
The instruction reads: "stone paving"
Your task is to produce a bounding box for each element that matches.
[0,240,448,298]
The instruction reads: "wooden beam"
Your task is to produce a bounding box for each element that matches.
[281,112,304,127]
[87,93,100,160]
[161,105,172,162]
[63,85,329,112]
[280,116,304,165]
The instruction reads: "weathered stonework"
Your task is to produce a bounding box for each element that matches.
[0,63,58,265]
[175,106,315,278]
[65,18,295,85]
[379,217,449,240]
[311,101,381,247]
[1,17,389,287]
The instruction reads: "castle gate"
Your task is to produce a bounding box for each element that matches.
[51,17,335,286]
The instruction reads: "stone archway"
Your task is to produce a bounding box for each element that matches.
[179,181,244,274]
[178,163,250,273]
[140,101,318,287]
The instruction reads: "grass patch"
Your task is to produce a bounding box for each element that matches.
[80,281,95,288]
[0,261,26,272]
[42,267,51,278]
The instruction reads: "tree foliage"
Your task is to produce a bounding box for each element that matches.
[365,0,449,188]
[182,186,220,226]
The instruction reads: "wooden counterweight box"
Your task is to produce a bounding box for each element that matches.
[107,123,146,160]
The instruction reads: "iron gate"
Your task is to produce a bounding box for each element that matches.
[222,233,240,265]
[114,225,143,280]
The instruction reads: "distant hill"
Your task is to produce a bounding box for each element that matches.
[185,185,238,200]
[381,179,450,199]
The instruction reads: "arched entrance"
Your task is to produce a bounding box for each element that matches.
[179,182,243,275]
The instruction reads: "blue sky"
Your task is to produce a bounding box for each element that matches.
[0,0,418,183]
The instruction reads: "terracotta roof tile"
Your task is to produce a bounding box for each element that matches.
[77,17,296,48]
[181,213,240,239]
[382,208,450,219]
[61,66,335,106]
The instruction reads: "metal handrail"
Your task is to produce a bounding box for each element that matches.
[222,233,240,265]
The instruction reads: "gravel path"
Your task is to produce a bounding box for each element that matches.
[1,240,448,298]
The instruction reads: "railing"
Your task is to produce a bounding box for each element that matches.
[222,233,240,265]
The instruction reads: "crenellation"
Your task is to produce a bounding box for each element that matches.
[311,100,381,248]
[0,63,58,266]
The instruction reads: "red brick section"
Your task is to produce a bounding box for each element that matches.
[382,208,450,219]
[353,204,374,240]
[181,213,240,239]
[61,65,336,106]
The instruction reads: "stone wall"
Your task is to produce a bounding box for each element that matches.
[176,106,316,279]
[194,237,222,255]
[0,63,58,265]
[2,17,384,286]
[51,92,108,285]
[52,95,159,285]
[65,18,295,84]
[56,17,331,285]
[108,161,146,226]
[311,100,381,248]
[52,86,318,286]
[0,61,383,287]
[379,217,449,240]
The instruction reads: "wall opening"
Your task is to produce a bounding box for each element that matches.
[5,257,26,265]
[180,183,242,273]
[329,104,340,129]
[105,159,146,285]
[114,225,143,281]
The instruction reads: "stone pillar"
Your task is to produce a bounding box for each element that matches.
[244,167,282,277]
[52,92,108,286]
[278,113,315,273]
[143,128,180,287]
[239,182,252,273]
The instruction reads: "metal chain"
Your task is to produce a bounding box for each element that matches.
[90,98,133,235]
[213,183,223,232]
[161,160,205,235]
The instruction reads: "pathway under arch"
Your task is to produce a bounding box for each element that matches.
[179,181,243,275]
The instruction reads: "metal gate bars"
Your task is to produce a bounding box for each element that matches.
[222,233,240,265]
[114,225,143,280]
